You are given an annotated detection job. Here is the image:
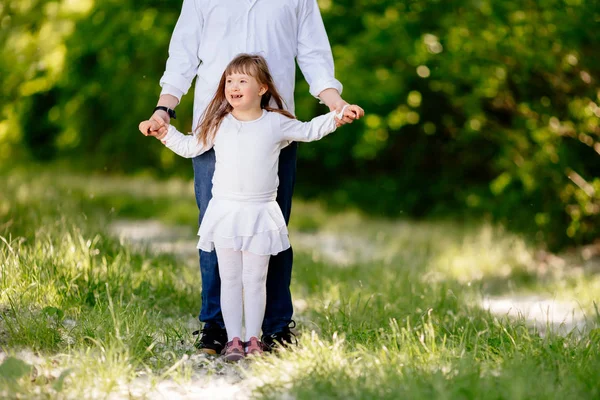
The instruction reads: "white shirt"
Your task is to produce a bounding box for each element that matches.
[161,110,340,201]
[160,0,343,128]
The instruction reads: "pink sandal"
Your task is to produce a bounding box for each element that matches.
[222,337,245,361]
[245,337,265,356]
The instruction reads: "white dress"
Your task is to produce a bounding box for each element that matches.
[161,109,342,256]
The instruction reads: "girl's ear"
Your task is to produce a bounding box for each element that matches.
[258,84,268,96]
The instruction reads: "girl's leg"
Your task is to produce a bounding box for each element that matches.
[242,251,271,341]
[215,247,243,341]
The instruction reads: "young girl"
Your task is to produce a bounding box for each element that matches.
[139,54,362,361]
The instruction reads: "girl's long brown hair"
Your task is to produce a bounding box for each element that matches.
[196,54,296,144]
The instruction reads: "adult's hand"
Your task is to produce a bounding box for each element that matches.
[141,94,179,136]
[330,101,364,127]
[139,114,169,140]
[334,104,364,126]
[319,89,364,127]
[144,110,170,136]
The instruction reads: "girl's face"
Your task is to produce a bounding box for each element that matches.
[225,72,267,111]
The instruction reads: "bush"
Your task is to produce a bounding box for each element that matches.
[2,0,599,249]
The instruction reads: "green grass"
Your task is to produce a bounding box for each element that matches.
[1,166,599,399]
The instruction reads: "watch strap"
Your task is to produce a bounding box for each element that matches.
[154,106,176,119]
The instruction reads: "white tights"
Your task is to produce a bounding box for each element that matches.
[215,247,270,342]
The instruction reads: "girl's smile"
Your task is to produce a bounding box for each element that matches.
[225,73,266,108]
[226,72,267,120]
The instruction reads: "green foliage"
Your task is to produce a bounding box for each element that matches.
[2,0,600,249]
[308,0,600,249]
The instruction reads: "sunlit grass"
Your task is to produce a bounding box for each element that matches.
[1,166,599,398]
[250,322,600,400]
[1,168,202,397]
[291,202,600,311]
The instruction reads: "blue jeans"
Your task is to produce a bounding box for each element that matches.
[192,142,297,336]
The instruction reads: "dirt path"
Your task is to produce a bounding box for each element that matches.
[482,296,588,336]
[109,219,592,337]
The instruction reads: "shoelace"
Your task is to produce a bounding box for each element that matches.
[192,326,226,347]
[284,320,298,345]
[267,320,298,346]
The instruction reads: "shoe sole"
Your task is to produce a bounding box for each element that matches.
[224,353,244,362]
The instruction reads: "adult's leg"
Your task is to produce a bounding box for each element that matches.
[215,247,243,341]
[192,150,224,329]
[242,251,270,341]
[262,142,297,336]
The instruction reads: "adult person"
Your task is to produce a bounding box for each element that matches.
[141,0,362,354]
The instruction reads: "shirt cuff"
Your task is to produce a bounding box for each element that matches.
[160,125,178,145]
[160,84,185,102]
[159,72,192,99]
[310,78,344,100]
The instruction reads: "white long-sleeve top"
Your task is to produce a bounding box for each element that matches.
[160,0,342,129]
[161,110,339,202]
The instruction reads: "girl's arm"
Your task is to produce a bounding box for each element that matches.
[161,125,212,158]
[279,105,358,143]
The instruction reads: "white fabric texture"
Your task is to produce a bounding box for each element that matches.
[159,0,342,127]
[162,110,340,255]
[241,251,270,341]
[197,199,290,256]
[216,247,243,340]
[216,247,270,341]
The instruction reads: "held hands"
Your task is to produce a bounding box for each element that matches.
[332,103,364,127]
[138,114,170,141]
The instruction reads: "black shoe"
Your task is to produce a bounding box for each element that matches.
[193,325,227,355]
[261,321,298,352]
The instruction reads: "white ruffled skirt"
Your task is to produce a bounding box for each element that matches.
[197,198,290,256]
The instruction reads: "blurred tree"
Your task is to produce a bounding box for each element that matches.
[1,0,599,249]
[56,0,192,172]
[0,0,92,160]
[303,0,600,249]
[20,89,60,160]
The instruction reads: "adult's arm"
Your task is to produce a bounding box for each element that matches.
[295,0,342,99]
[296,0,358,124]
[154,0,203,123]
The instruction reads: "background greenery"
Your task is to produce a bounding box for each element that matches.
[1,0,599,249]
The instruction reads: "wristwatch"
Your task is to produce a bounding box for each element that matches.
[154,106,177,120]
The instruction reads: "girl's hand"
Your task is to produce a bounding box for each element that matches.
[334,104,364,127]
